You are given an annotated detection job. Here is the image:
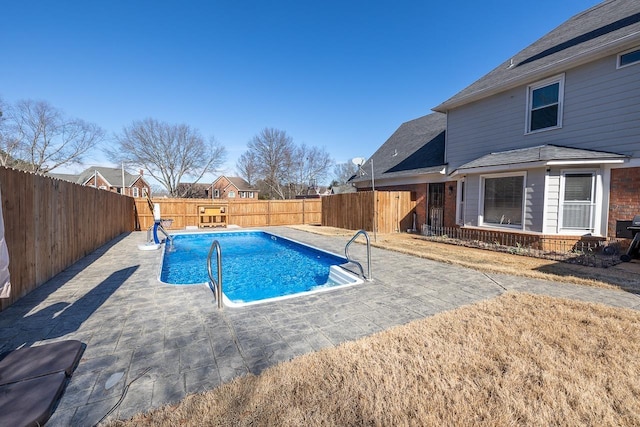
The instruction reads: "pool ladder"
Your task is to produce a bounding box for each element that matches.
[207,240,223,309]
[345,230,372,281]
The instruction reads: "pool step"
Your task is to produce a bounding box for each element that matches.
[329,265,360,285]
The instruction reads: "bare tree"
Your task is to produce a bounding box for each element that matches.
[246,128,295,199]
[333,162,358,185]
[236,150,259,186]
[6,99,104,173]
[0,97,17,167]
[110,118,226,197]
[289,144,333,196]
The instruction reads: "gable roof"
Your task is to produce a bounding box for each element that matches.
[213,175,257,192]
[350,113,447,184]
[48,166,144,187]
[452,144,628,175]
[435,0,640,111]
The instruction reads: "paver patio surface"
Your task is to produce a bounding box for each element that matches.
[0,227,638,426]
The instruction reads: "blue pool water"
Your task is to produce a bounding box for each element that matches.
[160,231,354,305]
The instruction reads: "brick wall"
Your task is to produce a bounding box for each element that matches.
[609,167,640,238]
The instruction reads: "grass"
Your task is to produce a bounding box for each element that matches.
[109,293,640,426]
[291,225,640,292]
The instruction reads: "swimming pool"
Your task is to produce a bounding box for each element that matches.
[160,230,363,306]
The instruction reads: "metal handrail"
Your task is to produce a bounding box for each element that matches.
[207,240,223,309]
[345,229,372,281]
[157,225,174,249]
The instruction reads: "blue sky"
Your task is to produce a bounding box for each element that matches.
[1,0,601,182]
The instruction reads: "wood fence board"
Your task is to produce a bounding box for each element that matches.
[0,167,136,311]
[134,198,321,230]
[321,191,416,234]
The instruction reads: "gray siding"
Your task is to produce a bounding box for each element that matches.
[544,170,561,233]
[462,177,480,227]
[526,169,545,232]
[446,52,640,171]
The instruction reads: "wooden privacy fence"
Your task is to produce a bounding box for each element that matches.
[322,191,417,234]
[134,198,322,230]
[0,167,136,311]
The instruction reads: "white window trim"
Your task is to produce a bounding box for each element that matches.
[557,169,601,235]
[524,74,565,135]
[214,189,220,198]
[617,46,640,69]
[478,172,527,230]
[132,187,139,197]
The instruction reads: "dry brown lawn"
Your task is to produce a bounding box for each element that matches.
[110,293,640,426]
[291,225,640,292]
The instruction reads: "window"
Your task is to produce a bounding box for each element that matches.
[456,179,465,225]
[249,192,254,198]
[618,47,640,68]
[214,189,220,198]
[228,191,235,198]
[481,174,525,227]
[240,191,246,198]
[142,187,148,197]
[132,187,139,197]
[560,172,595,231]
[526,75,564,133]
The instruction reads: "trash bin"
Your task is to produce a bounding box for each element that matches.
[620,214,640,262]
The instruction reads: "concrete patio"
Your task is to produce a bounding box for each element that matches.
[0,227,638,426]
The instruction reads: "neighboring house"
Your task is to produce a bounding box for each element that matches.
[350,112,448,230]
[357,0,640,242]
[175,183,213,198]
[211,176,258,199]
[48,166,151,198]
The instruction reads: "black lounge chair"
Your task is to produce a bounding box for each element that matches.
[0,340,84,427]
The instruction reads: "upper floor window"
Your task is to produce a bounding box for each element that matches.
[228,191,236,198]
[618,47,640,68]
[214,189,220,198]
[526,75,564,133]
[132,187,139,197]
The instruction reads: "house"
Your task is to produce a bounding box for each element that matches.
[211,176,258,199]
[350,112,448,230]
[175,182,213,198]
[434,0,640,242]
[359,0,640,243]
[48,166,151,198]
